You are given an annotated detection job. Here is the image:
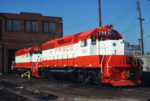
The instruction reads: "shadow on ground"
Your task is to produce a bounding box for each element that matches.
[142,71,150,87]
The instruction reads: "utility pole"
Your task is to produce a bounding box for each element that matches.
[98,0,102,27]
[136,0,144,55]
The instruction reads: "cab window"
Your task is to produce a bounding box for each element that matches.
[110,31,117,36]
[91,35,96,44]
[98,36,106,41]
[81,40,87,47]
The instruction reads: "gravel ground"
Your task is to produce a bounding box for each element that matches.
[0,73,150,101]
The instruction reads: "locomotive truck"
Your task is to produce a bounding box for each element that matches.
[12,25,141,86]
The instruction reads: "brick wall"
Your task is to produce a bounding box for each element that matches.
[0,12,63,73]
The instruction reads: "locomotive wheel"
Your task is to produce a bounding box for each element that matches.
[78,73,86,84]
[93,71,101,84]
[77,70,87,84]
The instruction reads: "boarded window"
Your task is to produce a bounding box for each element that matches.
[25,20,38,32]
[43,21,55,33]
[6,19,19,32]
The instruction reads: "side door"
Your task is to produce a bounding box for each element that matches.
[75,39,89,66]
[90,35,97,55]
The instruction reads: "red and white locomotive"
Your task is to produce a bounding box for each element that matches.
[12,25,141,86]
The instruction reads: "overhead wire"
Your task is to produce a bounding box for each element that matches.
[64,1,135,36]
[109,1,136,25]
[116,1,139,44]
[121,9,137,35]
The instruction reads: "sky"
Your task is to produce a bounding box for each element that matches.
[0,0,150,53]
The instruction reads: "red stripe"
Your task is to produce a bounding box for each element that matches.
[13,55,130,68]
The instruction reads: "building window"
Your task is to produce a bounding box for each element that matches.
[25,20,38,32]
[43,22,55,33]
[6,19,19,32]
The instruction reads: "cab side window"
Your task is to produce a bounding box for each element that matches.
[98,36,106,41]
[91,35,96,45]
[81,40,87,47]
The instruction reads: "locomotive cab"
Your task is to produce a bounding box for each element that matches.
[94,26,141,86]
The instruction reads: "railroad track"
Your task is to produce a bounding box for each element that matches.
[1,73,150,101]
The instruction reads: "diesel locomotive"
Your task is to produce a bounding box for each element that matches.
[12,25,141,86]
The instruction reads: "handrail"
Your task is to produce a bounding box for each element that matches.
[101,55,104,73]
[11,61,15,70]
[106,55,112,75]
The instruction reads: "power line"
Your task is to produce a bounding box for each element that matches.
[108,1,136,27]
[121,25,138,34]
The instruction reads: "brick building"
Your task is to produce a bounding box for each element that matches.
[0,12,63,73]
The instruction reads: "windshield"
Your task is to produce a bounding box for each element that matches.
[109,30,117,36]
